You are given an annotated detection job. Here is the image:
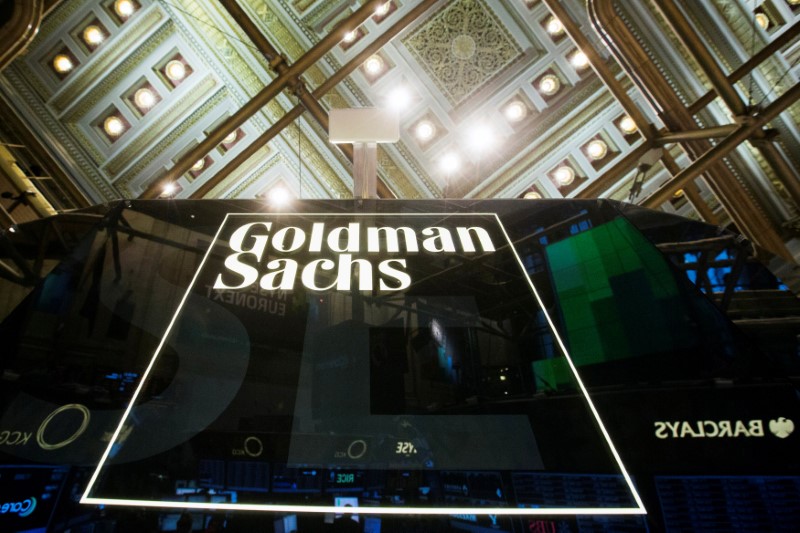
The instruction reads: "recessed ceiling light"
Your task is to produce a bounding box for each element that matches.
[673,189,685,199]
[103,116,125,137]
[162,183,177,196]
[343,30,358,43]
[570,50,590,69]
[191,159,205,172]
[545,17,564,36]
[364,55,384,75]
[440,152,460,173]
[375,1,391,16]
[165,60,187,81]
[415,120,436,142]
[586,139,608,160]
[134,88,157,110]
[269,186,290,205]
[53,54,74,74]
[754,12,770,30]
[504,101,527,122]
[83,25,105,46]
[619,115,638,134]
[538,74,561,96]
[524,191,542,199]
[114,0,137,18]
[223,131,238,144]
[466,124,494,153]
[554,165,575,186]
[387,86,412,111]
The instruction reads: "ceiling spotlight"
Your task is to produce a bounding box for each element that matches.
[466,124,494,153]
[364,55,384,75]
[788,0,800,5]
[538,74,561,96]
[103,116,125,137]
[375,1,391,16]
[415,120,436,142]
[440,152,460,173]
[754,12,770,30]
[269,186,290,205]
[83,25,105,46]
[619,115,638,134]
[53,54,74,74]
[387,86,412,111]
[523,190,542,199]
[162,183,177,196]
[165,60,187,82]
[134,87,157,110]
[114,0,136,18]
[343,30,358,43]
[191,159,206,172]
[586,139,608,160]
[570,50,590,70]
[545,17,564,36]
[553,165,575,186]
[223,131,238,144]
[504,100,527,122]
[673,189,685,199]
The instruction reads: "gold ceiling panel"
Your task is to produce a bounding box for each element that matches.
[403,0,524,107]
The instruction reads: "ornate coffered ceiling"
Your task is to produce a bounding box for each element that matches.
[1,0,799,262]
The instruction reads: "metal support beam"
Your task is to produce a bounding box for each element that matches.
[642,81,800,227]
[655,0,748,117]
[654,125,740,144]
[140,0,387,199]
[688,21,800,115]
[188,0,439,199]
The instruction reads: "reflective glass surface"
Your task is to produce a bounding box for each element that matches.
[1,199,797,530]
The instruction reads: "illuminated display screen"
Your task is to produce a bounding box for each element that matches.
[73,210,641,514]
[1,199,796,528]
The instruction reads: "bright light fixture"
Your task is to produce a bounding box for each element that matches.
[554,165,575,186]
[191,159,205,172]
[162,183,177,196]
[523,190,542,199]
[364,55,384,75]
[387,86,412,111]
[269,186,291,205]
[570,50,590,69]
[83,25,105,46]
[440,152,460,173]
[466,124,494,153]
[545,16,564,36]
[343,30,357,43]
[53,54,74,74]
[586,139,608,160]
[375,1,391,16]
[223,131,238,144]
[538,74,560,96]
[134,88,156,110]
[165,60,187,82]
[754,12,770,29]
[619,115,638,134]
[415,120,436,142]
[114,0,136,18]
[504,101,527,122]
[103,116,125,137]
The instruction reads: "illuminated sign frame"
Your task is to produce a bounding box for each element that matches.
[81,212,646,516]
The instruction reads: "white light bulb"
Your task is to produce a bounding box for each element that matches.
[570,51,590,69]
[191,159,205,172]
[619,115,638,134]
[523,191,542,199]
[364,55,384,75]
[546,17,564,36]
[165,60,187,81]
[387,86,412,111]
[375,2,391,16]
[415,120,435,141]
[538,74,560,95]
[554,166,575,185]
[134,88,156,109]
[103,116,125,137]
[223,131,238,144]
[83,25,105,46]
[269,186,290,205]
[440,152,460,173]
[114,0,136,18]
[53,54,74,73]
[343,30,357,43]
[586,139,608,160]
[504,101,527,122]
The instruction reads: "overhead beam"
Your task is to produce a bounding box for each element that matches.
[140,0,387,199]
[189,0,439,200]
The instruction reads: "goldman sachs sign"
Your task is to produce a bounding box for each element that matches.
[80,209,645,516]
